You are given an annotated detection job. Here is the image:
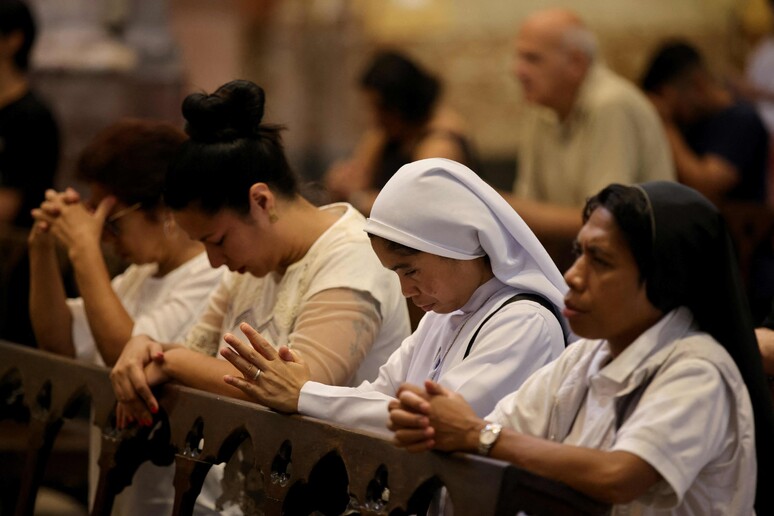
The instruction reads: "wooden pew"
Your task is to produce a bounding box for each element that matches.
[0,341,609,516]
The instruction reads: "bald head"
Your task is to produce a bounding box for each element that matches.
[512,8,597,116]
[519,9,596,59]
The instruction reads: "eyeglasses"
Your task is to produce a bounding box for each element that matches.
[104,202,142,236]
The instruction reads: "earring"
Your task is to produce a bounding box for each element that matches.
[269,211,279,224]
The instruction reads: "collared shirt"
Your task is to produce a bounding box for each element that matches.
[489,308,756,515]
[299,277,565,436]
[513,64,675,207]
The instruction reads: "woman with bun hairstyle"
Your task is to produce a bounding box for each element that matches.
[29,119,225,514]
[110,79,409,431]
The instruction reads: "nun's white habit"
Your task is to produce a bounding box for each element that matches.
[298,158,568,435]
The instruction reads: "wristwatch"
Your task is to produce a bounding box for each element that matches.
[478,422,502,456]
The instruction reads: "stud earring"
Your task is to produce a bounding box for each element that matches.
[269,211,279,224]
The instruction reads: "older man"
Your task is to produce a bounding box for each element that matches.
[506,9,674,244]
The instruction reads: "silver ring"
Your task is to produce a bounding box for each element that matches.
[252,367,261,381]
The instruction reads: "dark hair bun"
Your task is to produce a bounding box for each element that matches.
[182,80,266,143]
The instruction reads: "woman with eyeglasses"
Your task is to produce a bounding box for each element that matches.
[30,119,223,366]
[28,119,226,513]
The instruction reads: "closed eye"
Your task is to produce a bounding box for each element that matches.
[573,242,613,268]
[571,241,581,258]
[587,248,613,267]
[207,235,225,247]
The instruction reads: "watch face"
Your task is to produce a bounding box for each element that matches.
[478,424,501,456]
[481,431,498,445]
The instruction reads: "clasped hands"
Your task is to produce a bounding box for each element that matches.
[388,380,486,454]
[109,322,311,429]
[29,187,115,250]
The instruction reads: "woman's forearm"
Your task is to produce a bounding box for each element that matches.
[69,242,134,365]
[161,347,252,400]
[29,243,74,355]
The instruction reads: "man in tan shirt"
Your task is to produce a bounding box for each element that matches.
[506,9,674,245]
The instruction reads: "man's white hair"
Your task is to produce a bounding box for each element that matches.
[562,25,597,61]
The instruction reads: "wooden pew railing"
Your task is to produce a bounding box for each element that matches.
[0,341,609,516]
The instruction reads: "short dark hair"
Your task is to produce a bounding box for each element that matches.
[360,51,440,125]
[76,119,187,211]
[583,184,653,283]
[165,80,299,215]
[640,41,703,93]
[0,1,36,72]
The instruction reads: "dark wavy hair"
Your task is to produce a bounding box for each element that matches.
[0,1,36,72]
[360,51,440,125]
[76,119,186,212]
[165,80,299,214]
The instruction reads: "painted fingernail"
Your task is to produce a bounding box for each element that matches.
[150,405,158,414]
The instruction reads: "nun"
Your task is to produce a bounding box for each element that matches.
[390,182,774,515]
[219,158,568,434]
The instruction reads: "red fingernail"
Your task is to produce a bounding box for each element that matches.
[150,405,158,414]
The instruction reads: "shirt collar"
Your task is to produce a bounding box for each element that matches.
[591,307,697,391]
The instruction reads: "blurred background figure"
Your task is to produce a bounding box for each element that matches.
[739,0,774,207]
[642,40,769,206]
[323,50,476,215]
[641,40,774,322]
[0,0,58,228]
[0,0,59,345]
[741,0,774,136]
[503,8,674,271]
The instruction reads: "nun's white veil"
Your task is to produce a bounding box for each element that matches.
[364,158,568,312]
